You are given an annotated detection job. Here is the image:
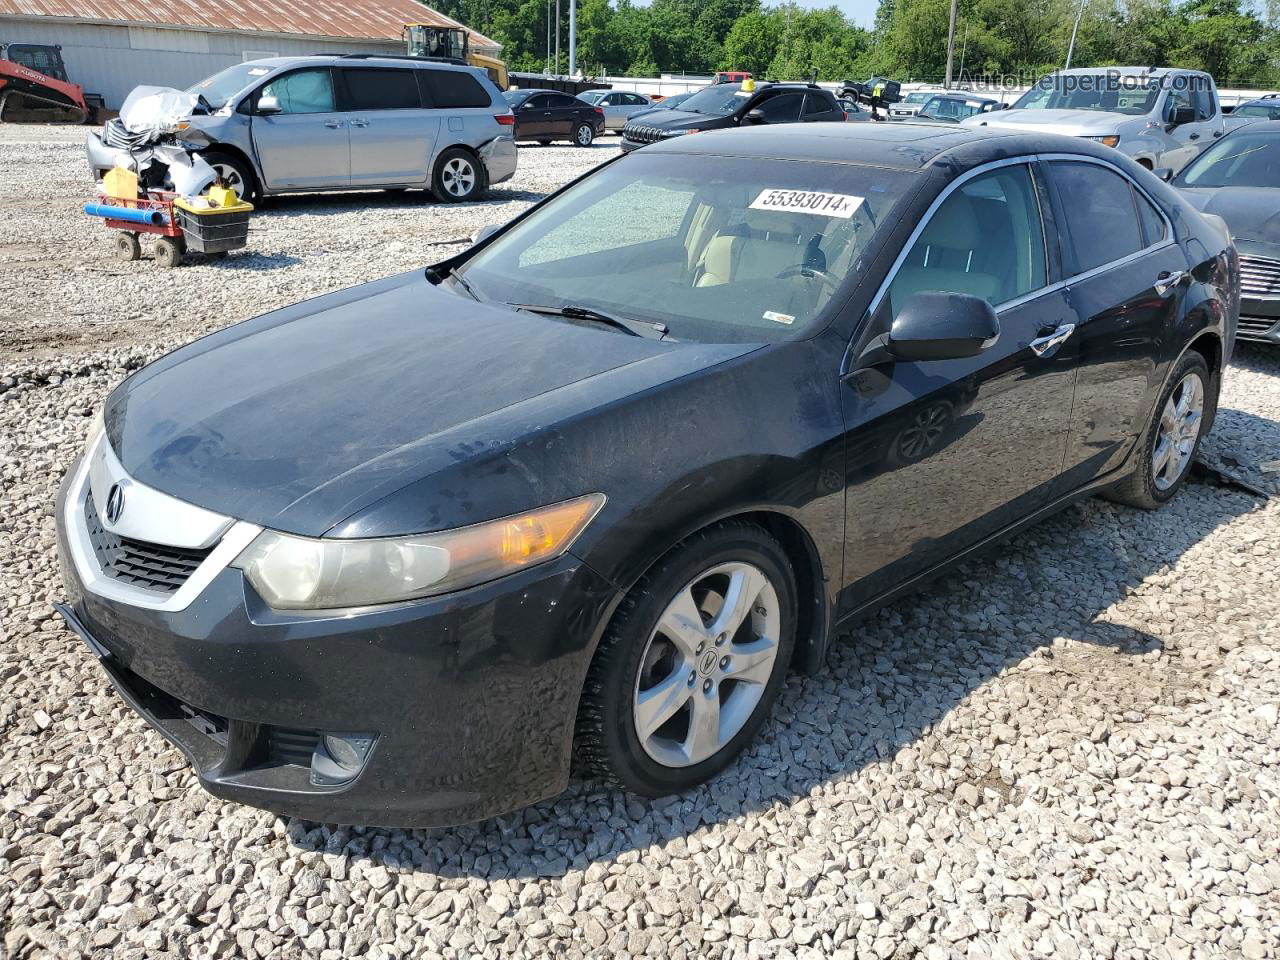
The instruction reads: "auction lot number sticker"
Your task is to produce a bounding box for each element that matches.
[750,189,864,219]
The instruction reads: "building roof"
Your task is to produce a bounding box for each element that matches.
[0,0,501,50]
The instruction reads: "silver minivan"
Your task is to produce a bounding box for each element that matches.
[86,55,517,203]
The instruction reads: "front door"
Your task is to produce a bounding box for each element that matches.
[544,93,581,138]
[1163,83,1218,171]
[339,67,439,186]
[517,94,553,138]
[1042,158,1189,491]
[840,162,1079,610]
[250,68,350,190]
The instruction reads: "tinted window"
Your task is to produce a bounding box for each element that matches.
[756,93,804,122]
[342,69,419,111]
[1050,161,1146,274]
[424,69,491,108]
[523,94,550,109]
[1168,86,1194,121]
[1135,190,1166,245]
[259,69,334,114]
[550,95,579,108]
[888,165,1046,314]
[803,94,834,116]
[1192,86,1216,120]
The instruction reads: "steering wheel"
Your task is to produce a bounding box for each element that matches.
[775,264,840,292]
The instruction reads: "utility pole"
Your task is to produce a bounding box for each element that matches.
[944,0,958,89]
[555,0,561,75]
[958,21,968,83]
[1065,0,1087,70]
[569,0,576,77]
[546,0,551,74]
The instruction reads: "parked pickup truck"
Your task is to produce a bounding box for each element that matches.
[963,66,1225,173]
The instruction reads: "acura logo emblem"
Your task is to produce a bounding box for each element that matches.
[104,483,125,524]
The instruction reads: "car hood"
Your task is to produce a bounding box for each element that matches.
[1178,186,1280,246]
[964,108,1130,135]
[628,109,715,132]
[106,271,754,537]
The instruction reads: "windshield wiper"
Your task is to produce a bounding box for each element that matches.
[511,303,669,340]
[432,266,480,301]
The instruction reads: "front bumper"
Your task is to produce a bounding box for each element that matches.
[55,461,619,827]
[1237,296,1280,344]
[85,131,130,181]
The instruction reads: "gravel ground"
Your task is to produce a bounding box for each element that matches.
[2,124,1279,960]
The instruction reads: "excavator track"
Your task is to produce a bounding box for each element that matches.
[0,87,88,124]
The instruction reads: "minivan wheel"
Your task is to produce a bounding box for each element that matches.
[1103,352,1210,509]
[574,123,594,147]
[200,151,259,205]
[576,520,796,796]
[433,148,482,203]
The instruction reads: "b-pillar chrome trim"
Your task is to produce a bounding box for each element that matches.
[64,430,262,613]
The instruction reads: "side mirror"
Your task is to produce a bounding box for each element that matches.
[1167,105,1195,127]
[470,224,500,245]
[1153,167,1174,182]
[744,107,766,124]
[257,94,281,115]
[883,291,1000,362]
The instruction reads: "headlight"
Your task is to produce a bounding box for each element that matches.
[233,493,605,610]
[1086,135,1120,148]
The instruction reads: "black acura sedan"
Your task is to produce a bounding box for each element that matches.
[56,123,1237,827]
[1169,119,1280,344]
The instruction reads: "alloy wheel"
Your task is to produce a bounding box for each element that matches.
[441,157,476,198]
[1152,371,1204,490]
[632,562,780,768]
[209,162,243,193]
[576,125,593,146]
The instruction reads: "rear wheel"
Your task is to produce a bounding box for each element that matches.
[576,521,796,796]
[1103,352,1210,509]
[574,122,594,147]
[153,236,183,269]
[432,148,482,203]
[201,150,259,205]
[112,232,141,262]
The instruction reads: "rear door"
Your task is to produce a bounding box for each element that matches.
[250,68,349,189]
[1043,158,1189,491]
[339,67,438,186]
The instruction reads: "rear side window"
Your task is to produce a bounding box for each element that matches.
[803,94,834,116]
[422,69,491,108]
[756,92,804,122]
[341,69,420,110]
[549,94,578,108]
[1049,161,1147,274]
[1135,190,1167,246]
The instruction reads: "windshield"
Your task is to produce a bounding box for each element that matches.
[458,153,913,343]
[1234,103,1280,119]
[1178,130,1280,188]
[190,62,273,109]
[678,84,751,117]
[920,97,981,121]
[1012,74,1161,115]
[903,92,935,104]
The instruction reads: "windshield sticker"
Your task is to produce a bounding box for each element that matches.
[764,310,795,325]
[734,90,753,97]
[750,189,864,219]
[248,68,269,76]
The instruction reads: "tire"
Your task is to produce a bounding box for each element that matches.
[576,520,797,796]
[200,150,259,205]
[112,232,141,262]
[574,122,594,147]
[1103,352,1211,509]
[537,140,553,146]
[153,236,183,269]
[432,148,482,203]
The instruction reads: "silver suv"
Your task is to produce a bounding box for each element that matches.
[87,55,517,203]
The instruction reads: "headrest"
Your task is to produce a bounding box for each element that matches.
[919,192,979,249]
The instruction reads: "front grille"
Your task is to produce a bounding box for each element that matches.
[101,116,152,150]
[267,727,321,767]
[84,494,213,594]
[623,124,663,144]
[1239,314,1278,335]
[1238,255,1280,300]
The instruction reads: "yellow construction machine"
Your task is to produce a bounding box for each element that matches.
[403,24,509,89]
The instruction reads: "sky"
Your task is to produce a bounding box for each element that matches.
[821,0,879,28]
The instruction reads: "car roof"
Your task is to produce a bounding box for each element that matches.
[1050,65,1210,79]
[647,121,1124,173]
[1223,119,1280,132]
[245,55,478,73]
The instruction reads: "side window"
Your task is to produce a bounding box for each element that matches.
[1167,87,1194,121]
[341,69,420,111]
[1135,189,1167,246]
[803,94,832,116]
[755,93,804,122]
[1192,85,1216,120]
[550,95,578,108]
[259,69,335,114]
[1049,161,1147,274]
[424,69,491,109]
[627,93,647,106]
[524,94,549,109]
[888,164,1047,315]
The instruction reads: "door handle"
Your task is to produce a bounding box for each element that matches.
[1029,323,1076,357]
[1189,132,1200,140]
[1213,130,1224,138]
[1155,269,1187,296]
[324,119,344,128]
[350,118,369,127]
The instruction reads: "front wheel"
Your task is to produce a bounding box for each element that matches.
[1103,352,1211,509]
[574,122,595,147]
[200,150,259,205]
[576,520,796,796]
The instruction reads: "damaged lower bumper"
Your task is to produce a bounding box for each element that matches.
[479,135,517,186]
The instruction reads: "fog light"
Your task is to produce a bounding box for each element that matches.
[311,731,376,786]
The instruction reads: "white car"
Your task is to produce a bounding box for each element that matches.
[963,66,1225,173]
[578,90,654,132]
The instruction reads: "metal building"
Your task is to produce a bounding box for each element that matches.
[0,0,500,108]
